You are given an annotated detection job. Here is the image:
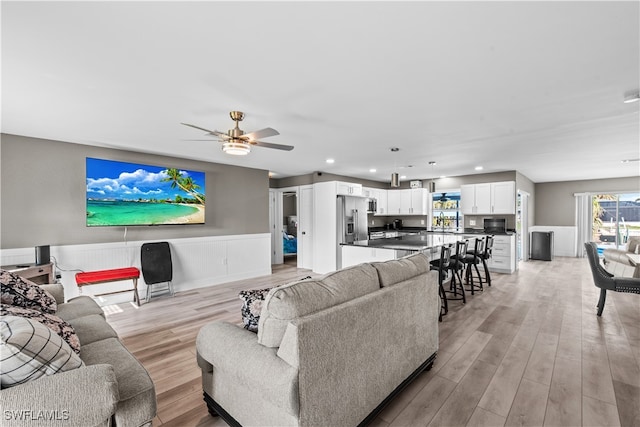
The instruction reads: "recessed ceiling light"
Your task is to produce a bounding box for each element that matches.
[400,175,407,179]
[326,158,335,164]
[475,166,483,171]
[440,175,446,179]
[623,90,640,104]
[369,168,377,173]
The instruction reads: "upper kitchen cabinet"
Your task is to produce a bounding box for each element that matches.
[460,181,515,215]
[336,181,363,196]
[363,187,388,215]
[387,188,428,215]
[491,181,516,214]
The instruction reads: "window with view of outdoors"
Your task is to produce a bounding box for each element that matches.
[593,193,640,251]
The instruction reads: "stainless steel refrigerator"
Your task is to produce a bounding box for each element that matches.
[336,195,368,269]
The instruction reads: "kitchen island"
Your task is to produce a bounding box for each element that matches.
[340,233,467,268]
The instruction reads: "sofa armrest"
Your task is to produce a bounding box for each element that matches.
[0,364,119,426]
[196,321,298,413]
[39,283,65,304]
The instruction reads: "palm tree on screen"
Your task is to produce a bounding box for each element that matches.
[161,168,205,205]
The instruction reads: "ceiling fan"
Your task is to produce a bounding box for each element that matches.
[182,111,294,155]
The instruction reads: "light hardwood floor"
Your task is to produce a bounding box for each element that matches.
[104,257,640,426]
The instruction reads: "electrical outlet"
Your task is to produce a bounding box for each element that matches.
[371,220,375,225]
[470,219,476,226]
[420,219,425,225]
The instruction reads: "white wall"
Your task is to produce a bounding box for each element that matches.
[1,234,271,305]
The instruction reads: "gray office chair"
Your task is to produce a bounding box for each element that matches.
[584,242,640,316]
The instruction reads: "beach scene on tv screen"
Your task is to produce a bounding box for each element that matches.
[86,158,206,226]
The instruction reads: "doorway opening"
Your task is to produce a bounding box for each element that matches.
[283,191,298,265]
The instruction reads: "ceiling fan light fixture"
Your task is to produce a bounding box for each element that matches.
[222,141,251,156]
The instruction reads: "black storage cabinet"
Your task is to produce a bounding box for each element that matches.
[531,231,554,261]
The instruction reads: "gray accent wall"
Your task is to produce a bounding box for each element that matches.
[535,176,640,226]
[1,134,270,248]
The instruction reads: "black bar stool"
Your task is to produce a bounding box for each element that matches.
[480,235,494,287]
[430,244,452,321]
[447,240,468,304]
[464,237,485,295]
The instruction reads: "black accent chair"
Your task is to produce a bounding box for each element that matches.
[141,241,175,302]
[463,237,485,295]
[584,242,640,316]
[430,244,452,321]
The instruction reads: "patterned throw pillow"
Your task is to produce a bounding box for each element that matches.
[0,316,84,388]
[0,304,81,355]
[239,288,272,332]
[1,269,57,314]
[239,276,312,333]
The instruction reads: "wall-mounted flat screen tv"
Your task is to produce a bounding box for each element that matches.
[86,158,206,226]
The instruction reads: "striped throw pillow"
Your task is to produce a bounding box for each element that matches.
[0,315,84,388]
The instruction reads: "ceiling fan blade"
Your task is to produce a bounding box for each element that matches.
[252,140,294,151]
[181,123,230,139]
[181,122,215,133]
[241,127,280,141]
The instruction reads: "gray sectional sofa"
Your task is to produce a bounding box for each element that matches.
[196,253,439,427]
[603,236,640,278]
[1,283,156,427]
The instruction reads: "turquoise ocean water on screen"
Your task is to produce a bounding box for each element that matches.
[86,200,199,226]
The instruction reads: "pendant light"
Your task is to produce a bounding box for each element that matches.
[390,148,400,187]
[428,161,436,192]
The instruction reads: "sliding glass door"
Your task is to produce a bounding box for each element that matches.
[592,193,640,251]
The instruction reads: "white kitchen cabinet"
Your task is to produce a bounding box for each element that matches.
[387,189,428,215]
[460,181,514,215]
[491,181,516,214]
[461,183,491,214]
[336,181,362,196]
[488,234,517,273]
[387,190,402,215]
[363,187,388,216]
[375,189,388,215]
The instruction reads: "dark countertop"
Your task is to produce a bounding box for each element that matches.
[341,233,468,252]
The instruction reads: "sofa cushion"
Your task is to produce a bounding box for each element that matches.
[239,288,272,332]
[1,269,57,314]
[0,315,84,388]
[258,264,380,348]
[55,296,105,321]
[372,253,430,287]
[65,314,119,345]
[81,337,157,426]
[1,304,81,355]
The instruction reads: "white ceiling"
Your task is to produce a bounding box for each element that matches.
[2,1,639,183]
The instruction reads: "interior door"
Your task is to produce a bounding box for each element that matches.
[299,185,314,270]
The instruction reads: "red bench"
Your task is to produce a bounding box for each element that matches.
[75,267,141,306]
